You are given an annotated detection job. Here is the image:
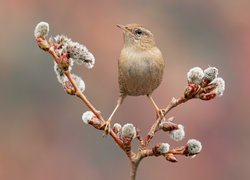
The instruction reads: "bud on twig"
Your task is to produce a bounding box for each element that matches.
[82,111,103,129]
[82,111,95,124]
[165,153,178,163]
[159,118,185,141]
[169,124,185,141]
[201,66,218,87]
[36,37,50,50]
[62,74,85,95]
[184,83,201,99]
[63,80,75,95]
[187,67,204,85]
[53,34,95,69]
[209,77,225,97]
[113,123,122,137]
[184,139,202,156]
[185,66,225,100]
[159,120,179,132]
[153,143,170,156]
[121,123,136,158]
[199,77,225,100]
[54,34,72,47]
[34,22,49,38]
[54,62,66,84]
[71,74,85,93]
[66,41,95,69]
[121,123,136,140]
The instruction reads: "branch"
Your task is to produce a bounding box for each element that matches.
[40,37,126,152]
[64,71,103,121]
[144,96,188,146]
[34,22,225,180]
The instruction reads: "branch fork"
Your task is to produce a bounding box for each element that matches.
[35,22,225,180]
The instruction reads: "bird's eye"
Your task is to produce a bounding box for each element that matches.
[135,29,143,35]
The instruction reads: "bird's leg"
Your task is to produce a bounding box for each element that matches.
[148,95,165,120]
[104,96,125,135]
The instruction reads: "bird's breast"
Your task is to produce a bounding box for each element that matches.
[118,47,165,96]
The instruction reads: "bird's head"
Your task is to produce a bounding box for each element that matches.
[117,23,155,50]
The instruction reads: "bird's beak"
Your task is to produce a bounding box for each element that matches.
[117,24,134,37]
[117,24,128,32]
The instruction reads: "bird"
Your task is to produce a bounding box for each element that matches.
[104,23,165,134]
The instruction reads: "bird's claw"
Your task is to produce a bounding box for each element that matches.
[157,109,165,120]
[103,120,111,137]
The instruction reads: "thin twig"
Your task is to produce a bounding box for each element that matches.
[64,71,104,122]
[48,46,60,64]
[64,66,125,151]
[144,96,188,146]
[46,45,125,151]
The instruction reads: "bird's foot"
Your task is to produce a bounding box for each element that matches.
[102,119,111,137]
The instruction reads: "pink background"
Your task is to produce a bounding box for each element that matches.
[0,0,249,179]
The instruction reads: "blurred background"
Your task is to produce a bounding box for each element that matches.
[0,0,249,179]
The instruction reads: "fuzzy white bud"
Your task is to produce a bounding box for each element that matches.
[54,35,72,46]
[210,77,225,96]
[113,123,122,132]
[71,74,85,93]
[66,41,95,69]
[113,123,122,136]
[157,143,170,154]
[34,22,49,38]
[54,61,74,84]
[53,35,95,69]
[187,67,204,85]
[54,62,65,84]
[169,124,185,141]
[82,111,95,124]
[187,139,202,155]
[121,123,136,139]
[204,67,218,81]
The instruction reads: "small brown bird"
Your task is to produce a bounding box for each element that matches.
[105,23,165,133]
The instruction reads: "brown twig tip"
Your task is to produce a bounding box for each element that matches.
[165,153,178,163]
